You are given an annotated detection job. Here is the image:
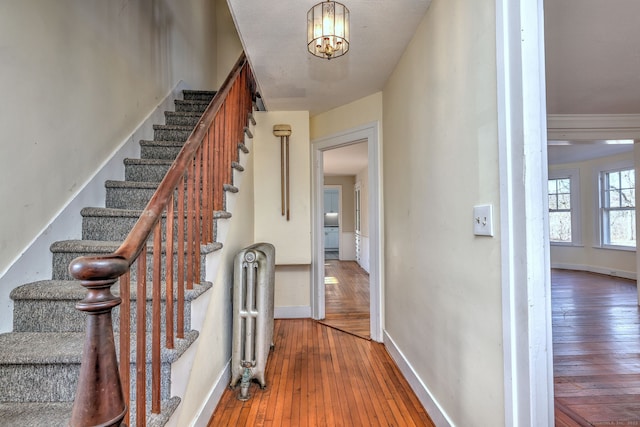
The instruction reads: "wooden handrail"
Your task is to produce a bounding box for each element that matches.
[68,52,256,427]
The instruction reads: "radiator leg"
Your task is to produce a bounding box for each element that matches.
[238,362,253,401]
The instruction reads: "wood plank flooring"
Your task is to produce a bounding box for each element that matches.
[553,269,640,426]
[319,260,370,339]
[208,319,435,426]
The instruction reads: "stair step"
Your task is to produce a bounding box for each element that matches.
[182,90,216,102]
[0,331,83,402]
[50,240,221,281]
[81,207,230,242]
[153,124,194,142]
[105,180,159,210]
[174,99,209,113]
[0,330,197,403]
[105,180,238,211]
[140,140,185,160]
[0,401,73,426]
[124,158,174,182]
[11,279,211,333]
[164,111,202,127]
[0,398,180,427]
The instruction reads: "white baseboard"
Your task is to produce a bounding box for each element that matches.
[552,262,636,280]
[189,360,231,427]
[274,305,311,318]
[383,330,452,427]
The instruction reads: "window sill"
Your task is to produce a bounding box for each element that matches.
[594,245,636,253]
[550,242,584,247]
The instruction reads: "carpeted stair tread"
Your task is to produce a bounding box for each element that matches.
[82,206,231,220]
[50,240,222,257]
[182,90,216,101]
[164,111,202,127]
[153,124,194,131]
[174,100,209,113]
[0,402,73,426]
[11,280,212,302]
[82,207,145,218]
[106,179,161,190]
[124,158,175,166]
[140,140,185,148]
[10,280,84,300]
[0,399,181,427]
[0,332,84,364]
[0,330,199,365]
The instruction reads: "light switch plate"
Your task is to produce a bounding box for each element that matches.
[473,204,494,237]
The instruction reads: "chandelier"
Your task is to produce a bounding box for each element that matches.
[307,1,350,60]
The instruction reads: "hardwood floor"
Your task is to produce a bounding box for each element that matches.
[553,269,640,426]
[319,260,370,339]
[208,319,435,426]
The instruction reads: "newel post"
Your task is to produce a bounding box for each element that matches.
[68,255,129,427]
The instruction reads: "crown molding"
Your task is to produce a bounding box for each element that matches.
[547,114,640,141]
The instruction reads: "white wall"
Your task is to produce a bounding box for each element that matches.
[550,151,636,278]
[382,0,503,425]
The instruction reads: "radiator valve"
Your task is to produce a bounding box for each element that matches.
[238,361,254,401]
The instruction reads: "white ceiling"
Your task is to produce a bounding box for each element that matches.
[323,141,368,175]
[228,0,432,116]
[228,0,640,168]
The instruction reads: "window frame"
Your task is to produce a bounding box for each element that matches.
[548,168,582,246]
[597,161,636,251]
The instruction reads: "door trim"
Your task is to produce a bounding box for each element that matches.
[311,121,382,342]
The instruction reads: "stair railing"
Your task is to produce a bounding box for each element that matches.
[68,53,256,427]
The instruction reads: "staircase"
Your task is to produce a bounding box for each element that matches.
[0,89,250,426]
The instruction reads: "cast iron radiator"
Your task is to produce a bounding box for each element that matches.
[230,242,276,398]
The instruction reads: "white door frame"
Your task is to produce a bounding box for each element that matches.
[496,0,554,424]
[311,121,382,342]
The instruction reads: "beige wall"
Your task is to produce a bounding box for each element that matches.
[0,0,221,275]
[310,92,382,140]
[382,0,503,425]
[550,151,636,277]
[252,111,312,311]
[324,175,356,232]
[215,0,244,88]
[253,111,311,264]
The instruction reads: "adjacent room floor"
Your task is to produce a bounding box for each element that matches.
[318,259,370,339]
[553,269,640,426]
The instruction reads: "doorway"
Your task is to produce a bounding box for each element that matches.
[311,122,382,342]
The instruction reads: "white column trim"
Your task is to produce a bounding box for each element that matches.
[496,0,554,425]
[548,113,640,140]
